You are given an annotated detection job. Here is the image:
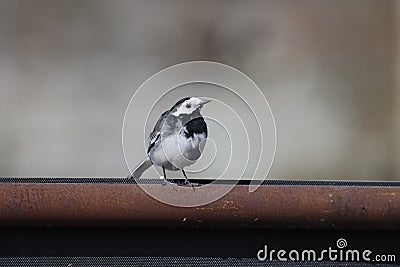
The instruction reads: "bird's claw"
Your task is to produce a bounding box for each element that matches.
[160,176,178,191]
[182,180,196,192]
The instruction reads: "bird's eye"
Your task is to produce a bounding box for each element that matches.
[186,103,192,109]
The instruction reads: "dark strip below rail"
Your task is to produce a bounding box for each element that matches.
[0,177,399,186]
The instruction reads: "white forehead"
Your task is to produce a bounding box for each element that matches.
[186,97,202,105]
[171,97,202,116]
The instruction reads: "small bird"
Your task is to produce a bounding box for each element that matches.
[128,97,211,189]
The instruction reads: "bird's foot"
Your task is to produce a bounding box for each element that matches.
[182,179,196,192]
[160,176,178,191]
[181,169,195,192]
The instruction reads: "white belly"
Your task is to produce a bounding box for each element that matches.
[149,132,206,170]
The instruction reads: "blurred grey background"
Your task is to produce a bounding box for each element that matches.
[0,0,399,180]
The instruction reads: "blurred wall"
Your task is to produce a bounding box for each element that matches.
[0,0,398,179]
[395,0,400,179]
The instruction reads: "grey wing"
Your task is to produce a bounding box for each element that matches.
[147,110,169,152]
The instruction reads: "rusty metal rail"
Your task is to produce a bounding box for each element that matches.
[0,180,399,229]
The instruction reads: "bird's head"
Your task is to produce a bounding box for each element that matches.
[171,97,211,117]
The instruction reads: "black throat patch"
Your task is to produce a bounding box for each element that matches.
[183,117,208,138]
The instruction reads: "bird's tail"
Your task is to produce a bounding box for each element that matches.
[128,158,152,179]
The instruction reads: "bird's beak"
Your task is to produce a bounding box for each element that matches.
[199,99,211,107]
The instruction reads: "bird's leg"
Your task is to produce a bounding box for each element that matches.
[182,169,195,192]
[161,167,178,191]
[161,167,168,185]
[162,167,167,182]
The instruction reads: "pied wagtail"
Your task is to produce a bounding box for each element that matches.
[128,97,211,189]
